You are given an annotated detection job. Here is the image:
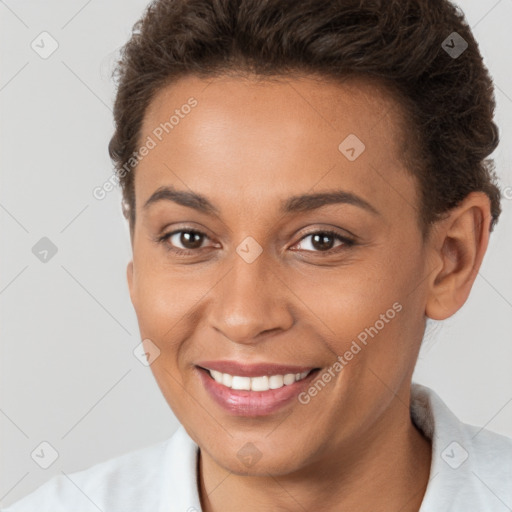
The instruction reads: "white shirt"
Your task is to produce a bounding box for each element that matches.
[3,383,512,512]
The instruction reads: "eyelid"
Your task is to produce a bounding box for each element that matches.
[290,228,355,251]
[158,227,216,250]
[157,221,214,241]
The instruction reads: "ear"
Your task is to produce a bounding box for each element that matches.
[425,192,492,320]
[127,260,135,305]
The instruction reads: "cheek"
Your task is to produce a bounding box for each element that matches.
[289,255,423,375]
[290,266,399,339]
[131,254,218,353]
[135,280,189,341]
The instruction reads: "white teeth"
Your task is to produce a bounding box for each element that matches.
[269,374,284,389]
[211,370,223,382]
[250,376,269,391]
[283,373,296,385]
[207,369,312,391]
[222,373,232,387]
[231,376,251,390]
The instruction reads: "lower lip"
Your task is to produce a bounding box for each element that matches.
[197,367,319,417]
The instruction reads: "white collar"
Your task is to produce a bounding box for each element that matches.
[412,383,512,511]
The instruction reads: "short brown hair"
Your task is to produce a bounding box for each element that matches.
[108,0,502,234]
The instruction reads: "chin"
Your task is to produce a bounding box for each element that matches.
[201,432,315,477]
[216,451,307,478]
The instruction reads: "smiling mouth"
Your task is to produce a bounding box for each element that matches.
[196,364,322,416]
[201,367,317,391]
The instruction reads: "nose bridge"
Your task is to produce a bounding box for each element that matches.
[209,247,293,344]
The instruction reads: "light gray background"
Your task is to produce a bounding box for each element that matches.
[1,0,511,507]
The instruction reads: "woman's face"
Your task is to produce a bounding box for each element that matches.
[128,74,433,475]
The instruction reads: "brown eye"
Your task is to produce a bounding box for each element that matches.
[159,229,211,253]
[310,233,337,251]
[294,230,354,253]
[175,230,204,249]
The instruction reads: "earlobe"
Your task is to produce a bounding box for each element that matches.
[425,192,491,321]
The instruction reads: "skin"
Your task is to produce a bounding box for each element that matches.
[126,74,491,512]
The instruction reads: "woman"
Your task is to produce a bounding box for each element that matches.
[4,0,511,511]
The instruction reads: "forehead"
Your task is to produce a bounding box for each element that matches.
[142,74,406,151]
[135,74,417,222]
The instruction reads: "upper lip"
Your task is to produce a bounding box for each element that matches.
[197,360,318,377]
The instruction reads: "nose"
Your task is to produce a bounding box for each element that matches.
[208,251,295,345]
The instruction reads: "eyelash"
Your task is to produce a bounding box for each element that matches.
[156,228,356,257]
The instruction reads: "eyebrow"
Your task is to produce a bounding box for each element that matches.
[143,185,380,216]
[282,190,380,216]
[143,186,220,216]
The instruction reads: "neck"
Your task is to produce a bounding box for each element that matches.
[199,389,432,512]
